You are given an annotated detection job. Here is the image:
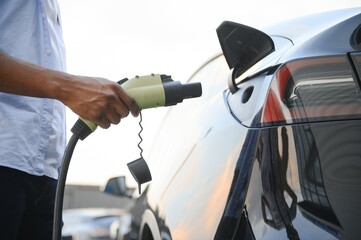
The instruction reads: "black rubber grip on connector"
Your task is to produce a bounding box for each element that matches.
[71,119,93,140]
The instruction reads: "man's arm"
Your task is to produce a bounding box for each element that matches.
[0,51,139,129]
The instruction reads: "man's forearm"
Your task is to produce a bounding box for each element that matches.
[0,51,68,100]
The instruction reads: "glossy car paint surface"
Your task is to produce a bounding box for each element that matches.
[144,55,238,239]
[108,8,361,240]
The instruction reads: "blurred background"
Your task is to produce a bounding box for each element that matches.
[58,0,360,187]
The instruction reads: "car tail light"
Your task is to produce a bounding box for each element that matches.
[261,55,361,126]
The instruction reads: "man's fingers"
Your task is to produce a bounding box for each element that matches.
[96,115,111,129]
[129,99,140,117]
[95,105,123,129]
[113,99,130,118]
[116,87,140,117]
[106,110,121,125]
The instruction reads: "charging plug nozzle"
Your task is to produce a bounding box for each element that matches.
[162,79,202,106]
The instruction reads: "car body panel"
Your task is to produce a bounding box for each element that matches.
[143,55,239,239]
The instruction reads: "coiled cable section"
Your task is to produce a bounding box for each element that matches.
[138,111,144,159]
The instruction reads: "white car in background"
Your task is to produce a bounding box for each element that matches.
[62,208,124,240]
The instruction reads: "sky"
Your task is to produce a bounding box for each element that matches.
[58,0,361,186]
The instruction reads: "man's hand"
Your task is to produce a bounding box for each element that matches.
[59,75,139,129]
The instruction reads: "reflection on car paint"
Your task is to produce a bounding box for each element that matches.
[259,127,299,239]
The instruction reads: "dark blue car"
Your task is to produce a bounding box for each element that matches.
[105,7,361,240]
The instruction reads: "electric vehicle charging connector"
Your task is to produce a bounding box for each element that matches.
[52,74,202,240]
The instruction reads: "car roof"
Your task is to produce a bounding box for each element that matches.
[262,7,361,45]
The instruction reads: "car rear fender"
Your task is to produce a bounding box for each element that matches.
[139,209,161,240]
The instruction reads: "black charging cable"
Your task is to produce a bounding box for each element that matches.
[52,119,93,240]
